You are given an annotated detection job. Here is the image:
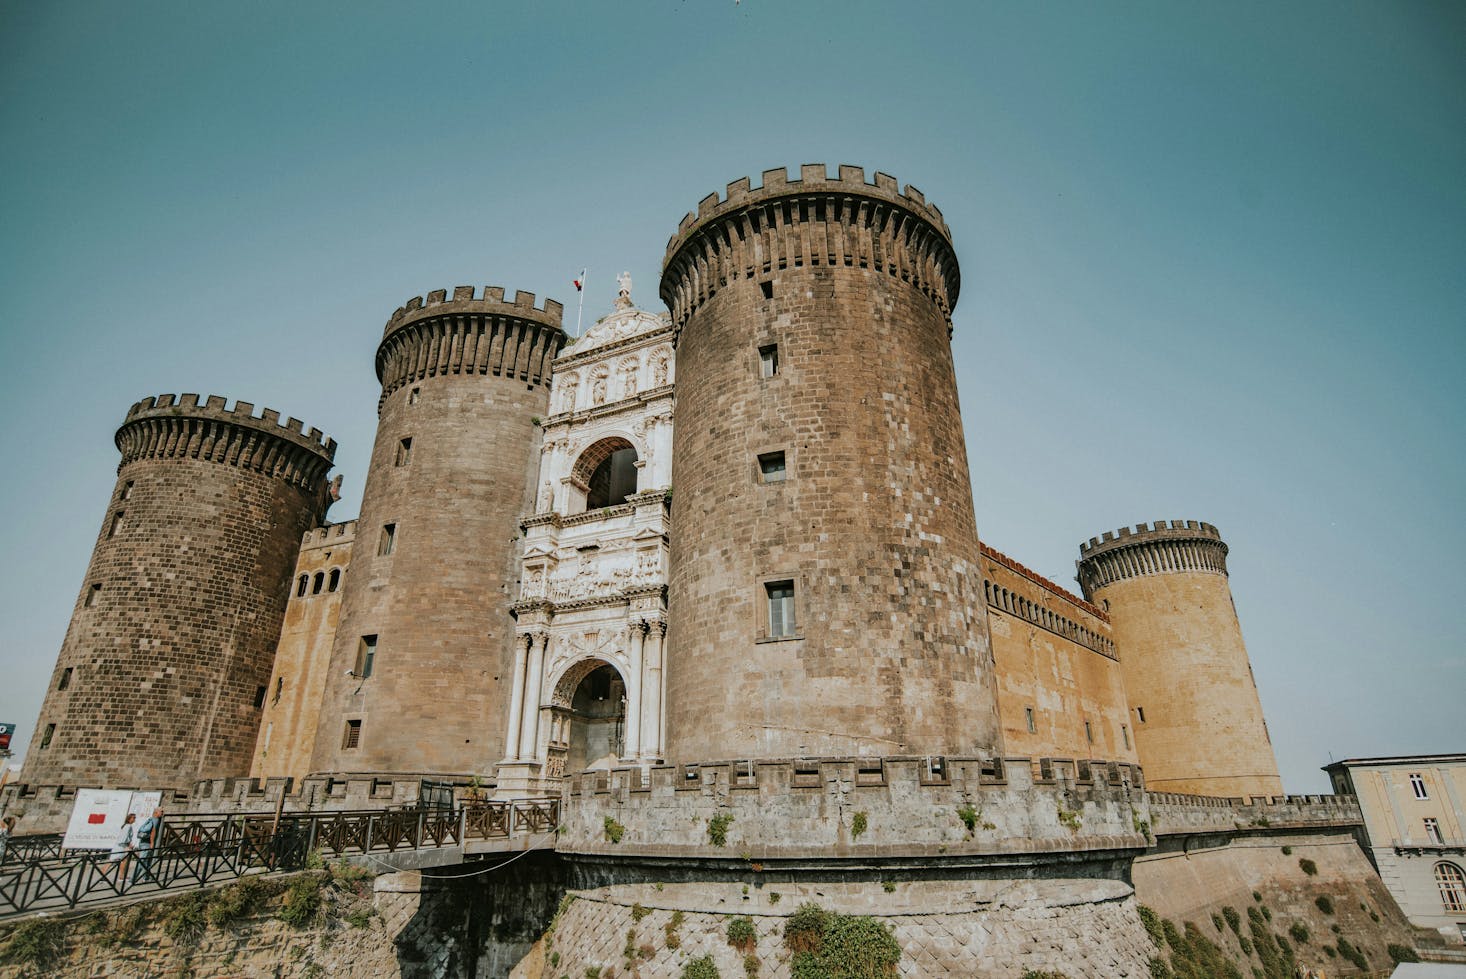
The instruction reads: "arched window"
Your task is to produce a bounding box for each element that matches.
[1438,862,1466,912]
[312,572,325,595]
[572,437,639,512]
[328,568,341,592]
[297,574,309,597]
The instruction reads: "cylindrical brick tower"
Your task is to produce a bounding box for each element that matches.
[659,164,1001,761]
[22,394,336,790]
[1076,520,1283,798]
[310,287,564,776]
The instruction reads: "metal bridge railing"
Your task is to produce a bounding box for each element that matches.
[0,799,559,919]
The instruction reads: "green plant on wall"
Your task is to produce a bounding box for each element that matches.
[851,811,868,840]
[604,816,626,843]
[708,811,735,847]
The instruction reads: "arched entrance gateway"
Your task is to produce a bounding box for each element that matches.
[544,659,627,777]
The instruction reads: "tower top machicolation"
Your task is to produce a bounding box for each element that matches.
[383,285,564,340]
[1077,520,1223,559]
[663,163,952,265]
[122,393,337,459]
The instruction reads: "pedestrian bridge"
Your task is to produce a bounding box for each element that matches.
[0,799,560,920]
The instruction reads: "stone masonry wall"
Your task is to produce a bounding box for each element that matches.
[310,288,564,776]
[516,879,1156,979]
[559,755,1149,859]
[17,395,334,800]
[981,544,1136,766]
[1078,521,1283,799]
[661,165,1000,762]
[251,521,355,783]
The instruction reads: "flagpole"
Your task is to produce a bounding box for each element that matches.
[575,268,587,338]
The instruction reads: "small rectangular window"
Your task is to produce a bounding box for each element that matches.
[58,668,73,691]
[1410,773,1429,799]
[85,583,101,608]
[41,723,55,748]
[356,635,377,678]
[759,280,774,300]
[1424,817,1442,844]
[1024,707,1036,734]
[1084,720,1094,743]
[409,387,421,405]
[1136,706,1146,724]
[120,481,134,501]
[758,451,787,483]
[379,523,396,556]
[108,511,125,538]
[1122,724,1131,749]
[396,437,413,466]
[343,719,362,750]
[253,685,267,709]
[765,580,796,638]
[759,343,779,378]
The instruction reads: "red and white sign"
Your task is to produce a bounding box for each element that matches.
[62,790,162,850]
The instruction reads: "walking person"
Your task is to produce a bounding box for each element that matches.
[0,816,16,865]
[131,807,164,885]
[100,812,137,886]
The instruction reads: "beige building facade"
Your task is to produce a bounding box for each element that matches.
[1325,754,1466,944]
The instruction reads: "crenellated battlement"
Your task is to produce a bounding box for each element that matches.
[659,163,961,333]
[375,285,567,401]
[1075,520,1230,597]
[383,285,564,337]
[115,394,337,492]
[124,393,336,455]
[301,520,357,547]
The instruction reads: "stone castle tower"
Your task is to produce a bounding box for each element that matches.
[308,287,565,776]
[659,165,1001,760]
[1076,520,1283,798]
[21,394,336,790]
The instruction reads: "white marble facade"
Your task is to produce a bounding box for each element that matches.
[497,292,674,796]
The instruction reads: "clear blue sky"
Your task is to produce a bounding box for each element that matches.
[1,1,1461,793]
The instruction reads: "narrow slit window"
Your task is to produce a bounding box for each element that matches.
[379,524,396,556]
[108,511,125,538]
[1136,706,1146,724]
[85,583,101,608]
[343,719,362,750]
[759,280,774,300]
[758,451,787,483]
[408,387,421,405]
[273,677,284,704]
[765,580,796,638]
[1084,720,1094,743]
[119,481,134,501]
[1122,724,1131,749]
[1024,707,1036,734]
[396,437,413,467]
[58,667,73,691]
[759,343,779,378]
[253,686,267,709]
[356,635,377,678]
[40,723,55,748]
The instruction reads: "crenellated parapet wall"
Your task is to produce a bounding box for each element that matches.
[300,519,357,548]
[659,164,960,336]
[116,393,336,493]
[1076,519,1229,598]
[558,755,1149,862]
[1147,790,1363,838]
[375,285,566,403]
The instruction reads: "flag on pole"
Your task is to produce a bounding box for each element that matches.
[573,278,583,291]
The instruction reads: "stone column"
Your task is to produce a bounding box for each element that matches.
[625,621,647,760]
[519,632,547,764]
[642,620,666,761]
[504,633,530,760]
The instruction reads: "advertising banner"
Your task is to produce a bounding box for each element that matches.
[0,723,14,752]
[62,789,164,850]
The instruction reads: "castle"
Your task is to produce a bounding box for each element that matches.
[4,164,1339,976]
